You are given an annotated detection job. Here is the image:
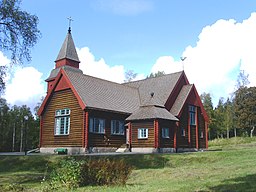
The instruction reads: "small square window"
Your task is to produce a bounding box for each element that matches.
[138,128,148,139]
[89,117,105,134]
[111,120,124,135]
[162,128,169,138]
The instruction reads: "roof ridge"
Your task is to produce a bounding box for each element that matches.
[122,70,183,85]
[64,68,139,92]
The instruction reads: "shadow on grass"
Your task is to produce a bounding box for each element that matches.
[75,154,169,169]
[0,156,50,173]
[209,173,256,192]
[124,154,169,169]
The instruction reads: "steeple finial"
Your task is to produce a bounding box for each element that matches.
[67,16,73,33]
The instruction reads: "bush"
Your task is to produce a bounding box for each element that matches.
[49,157,82,190]
[80,158,133,186]
[47,157,133,190]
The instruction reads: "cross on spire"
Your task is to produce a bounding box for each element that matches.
[67,16,73,33]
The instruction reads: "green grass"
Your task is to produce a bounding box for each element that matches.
[1,137,256,191]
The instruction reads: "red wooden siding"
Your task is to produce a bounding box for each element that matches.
[177,106,190,148]
[159,120,176,148]
[198,108,207,148]
[87,110,128,148]
[41,89,83,147]
[131,120,155,148]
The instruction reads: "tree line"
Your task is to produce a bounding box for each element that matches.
[201,71,256,140]
[0,98,40,152]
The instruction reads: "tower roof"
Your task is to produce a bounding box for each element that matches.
[55,28,80,63]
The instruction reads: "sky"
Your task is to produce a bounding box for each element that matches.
[1,0,256,110]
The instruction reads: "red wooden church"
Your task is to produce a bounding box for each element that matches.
[38,28,209,154]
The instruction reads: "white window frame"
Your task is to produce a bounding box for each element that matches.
[55,109,70,135]
[162,127,170,138]
[138,128,148,139]
[189,105,196,126]
[111,120,124,135]
[89,117,105,134]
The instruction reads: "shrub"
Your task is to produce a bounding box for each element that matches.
[80,158,133,186]
[49,157,82,190]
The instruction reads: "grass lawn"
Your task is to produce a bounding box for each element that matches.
[1,137,256,191]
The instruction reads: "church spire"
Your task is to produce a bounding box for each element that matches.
[55,24,80,68]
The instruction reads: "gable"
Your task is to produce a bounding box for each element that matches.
[124,71,184,106]
[170,84,209,122]
[38,69,85,116]
[165,71,189,110]
[55,74,70,91]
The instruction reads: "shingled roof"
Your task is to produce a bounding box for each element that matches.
[123,71,183,106]
[64,68,140,114]
[61,67,189,119]
[55,29,80,63]
[126,105,179,121]
[170,84,193,116]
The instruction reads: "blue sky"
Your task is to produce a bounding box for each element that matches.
[1,0,256,109]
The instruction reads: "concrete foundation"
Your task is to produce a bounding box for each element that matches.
[158,148,176,153]
[40,147,87,155]
[131,148,158,153]
[176,148,198,153]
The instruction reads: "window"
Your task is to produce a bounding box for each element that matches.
[89,117,105,134]
[189,105,196,125]
[55,109,70,135]
[181,128,186,136]
[200,131,204,138]
[138,128,148,139]
[111,120,124,135]
[162,128,169,138]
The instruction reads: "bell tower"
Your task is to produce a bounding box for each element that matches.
[45,24,81,92]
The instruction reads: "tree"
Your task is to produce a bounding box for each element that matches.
[223,98,233,138]
[200,93,214,139]
[234,87,256,137]
[213,98,226,138]
[147,71,165,78]
[235,70,250,89]
[0,0,40,93]
[124,70,137,82]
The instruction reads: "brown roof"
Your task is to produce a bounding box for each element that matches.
[170,84,193,116]
[126,105,179,121]
[55,29,80,63]
[123,71,183,106]
[64,68,140,114]
[62,68,187,120]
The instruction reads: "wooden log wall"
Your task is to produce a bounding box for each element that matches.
[159,120,176,148]
[131,120,154,148]
[41,89,83,147]
[87,110,128,148]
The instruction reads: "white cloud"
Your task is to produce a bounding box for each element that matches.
[77,47,145,83]
[151,13,256,106]
[77,47,125,83]
[4,66,45,108]
[92,0,153,16]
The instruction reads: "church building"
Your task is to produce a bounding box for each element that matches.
[38,28,209,154]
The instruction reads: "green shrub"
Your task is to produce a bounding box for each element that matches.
[49,157,82,190]
[80,158,133,186]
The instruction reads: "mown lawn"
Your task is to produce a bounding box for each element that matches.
[1,137,256,191]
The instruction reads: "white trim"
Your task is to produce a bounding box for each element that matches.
[138,128,148,139]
